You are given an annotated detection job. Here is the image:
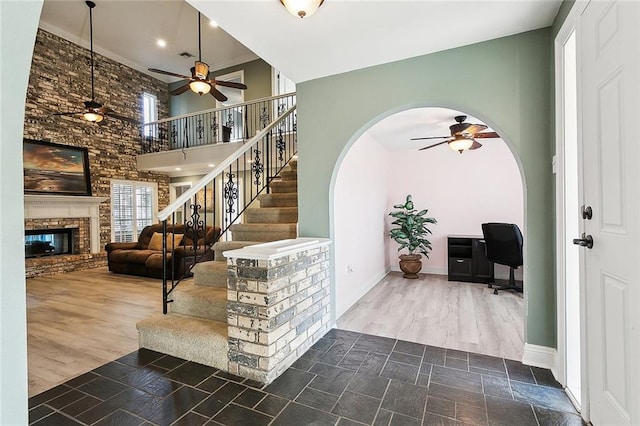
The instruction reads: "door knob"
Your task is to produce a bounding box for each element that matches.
[581,205,593,220]
[572,233,594,249]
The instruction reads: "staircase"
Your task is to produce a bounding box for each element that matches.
[136,159,298,369]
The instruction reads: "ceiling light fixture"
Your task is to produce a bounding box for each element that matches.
[83,110,103,123]
[156,39,167,48]
[448,135,474,153]
[188,13,212,95]
[280,0,324,18]
[209,20,218,27]
[189,80,211,95]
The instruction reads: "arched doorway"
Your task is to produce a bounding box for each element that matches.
[330,106,526,361]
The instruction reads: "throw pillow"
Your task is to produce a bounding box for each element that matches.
[148,232,184,251]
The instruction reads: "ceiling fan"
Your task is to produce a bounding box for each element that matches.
[53,1,137,124]
[411,115,500,153]
[148,12,247,102]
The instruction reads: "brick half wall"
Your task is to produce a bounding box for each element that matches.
[225,239,332,384]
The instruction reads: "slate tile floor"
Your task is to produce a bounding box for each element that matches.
[29,330,584,425]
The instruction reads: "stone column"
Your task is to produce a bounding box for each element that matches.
[224,238,331,384]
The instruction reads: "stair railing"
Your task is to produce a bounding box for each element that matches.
[156,104,297,313]
[140,93,296,153]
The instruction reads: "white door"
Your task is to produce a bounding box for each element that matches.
[580,1,640,424]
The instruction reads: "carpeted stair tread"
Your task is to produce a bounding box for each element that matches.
[257,192,297,207]
[137,313,228,369]
[191,260,228,287]
[279,170,297,181]
[270,180,297,194]
[212,241,259,261]
[230,223,297,242]
[170,281,227,321]
[244,207,298,224]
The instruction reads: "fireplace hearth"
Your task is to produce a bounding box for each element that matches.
[25,228,75,258]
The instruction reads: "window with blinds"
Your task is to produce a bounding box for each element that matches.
[111,180,157,243]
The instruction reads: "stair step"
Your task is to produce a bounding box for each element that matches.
[192,260,228,287]
[245,207,298,224]
[289,159,297,170]
[170,281,227,321]
[230,223,297,242]
[137,313,228,369]
[279,170,297,181]
[213,241,259,261]
[270,180,297,194]
[258,193,298,208]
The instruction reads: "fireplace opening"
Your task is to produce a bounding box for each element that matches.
[25,228,75,258]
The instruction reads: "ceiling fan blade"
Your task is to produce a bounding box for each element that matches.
[473,131,500,139]
[170,83,191,96]
[462,124,488,135]
[148,68,192,79]
[107,112,138,124]
[212,80,247,90]
[419,140,449,151]
[469,140,483,150]
[210,87,228,102]
[52,111,83,116]
[410,135,450,141]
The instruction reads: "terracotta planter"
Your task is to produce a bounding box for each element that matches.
[399,254,422,279]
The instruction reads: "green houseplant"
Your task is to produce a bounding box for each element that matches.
[389,194,437,279]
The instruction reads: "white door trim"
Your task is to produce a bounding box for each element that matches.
[554,0,590,420]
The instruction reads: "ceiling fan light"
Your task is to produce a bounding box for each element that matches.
[280,0,324,18]
[189,80,211,96]
[83,111,104,123]
[448,136,473,153]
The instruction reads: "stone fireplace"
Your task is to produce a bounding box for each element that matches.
[24,194,108,278]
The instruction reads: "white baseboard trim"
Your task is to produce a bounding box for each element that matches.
[522,343,557,370]
[389,265,447,276]
[336,268,390,319]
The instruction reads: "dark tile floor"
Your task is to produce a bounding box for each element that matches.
[29,329,584,425]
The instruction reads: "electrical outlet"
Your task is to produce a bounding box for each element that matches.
[347,264,354,273]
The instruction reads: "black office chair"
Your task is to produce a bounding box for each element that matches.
[481,223,523,295]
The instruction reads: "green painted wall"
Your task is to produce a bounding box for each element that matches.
[296,28,555,348]
[169,58,272,116]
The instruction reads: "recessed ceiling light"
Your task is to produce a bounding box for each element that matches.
[175,167,182,171]
[209,20,218,27]
[156,39,167,48]
[208,164,215,167]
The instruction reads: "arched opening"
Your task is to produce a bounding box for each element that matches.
[331,106,526,361]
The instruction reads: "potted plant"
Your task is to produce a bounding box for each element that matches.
[389,195,437,279]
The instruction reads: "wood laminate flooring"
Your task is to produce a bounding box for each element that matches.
[336,272,525,361]
[26,267,161,396]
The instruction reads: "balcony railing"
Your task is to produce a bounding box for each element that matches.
[140,93,296,154]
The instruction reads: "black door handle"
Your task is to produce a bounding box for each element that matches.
[573,233,594,249]
[581,205,593,220]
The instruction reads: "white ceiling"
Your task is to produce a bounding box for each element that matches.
[38,0,259,83]
[190,0,563,83]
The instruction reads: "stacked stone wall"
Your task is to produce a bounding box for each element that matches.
[22,29,171,276]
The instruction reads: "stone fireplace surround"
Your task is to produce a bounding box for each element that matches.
[24,195,108,278]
